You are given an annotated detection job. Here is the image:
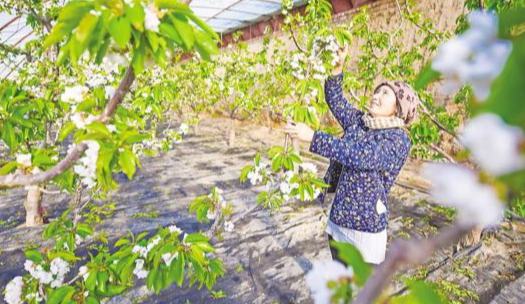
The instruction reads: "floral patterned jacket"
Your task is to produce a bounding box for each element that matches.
[309,73,411,232]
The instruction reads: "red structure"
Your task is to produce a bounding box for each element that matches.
[220,0,375,47]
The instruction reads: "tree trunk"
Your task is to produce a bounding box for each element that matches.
[24,185,44,226]
[227,118,236,147]
[454,225,483,253]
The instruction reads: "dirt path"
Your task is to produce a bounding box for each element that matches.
[1,117,524,303]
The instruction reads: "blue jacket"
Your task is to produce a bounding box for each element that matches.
[309,73,411,232]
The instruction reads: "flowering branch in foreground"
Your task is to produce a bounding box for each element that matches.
[0,66,135,189]
[353,222,474,304]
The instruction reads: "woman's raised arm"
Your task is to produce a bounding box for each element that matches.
[324,73,362,129]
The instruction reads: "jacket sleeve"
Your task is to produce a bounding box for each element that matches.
[309,130,405,171]
[325,73,362,129]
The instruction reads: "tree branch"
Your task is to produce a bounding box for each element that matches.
[0,66,136,189]
[353,222,474,304]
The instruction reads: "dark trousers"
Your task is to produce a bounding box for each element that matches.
[328,234,378,270]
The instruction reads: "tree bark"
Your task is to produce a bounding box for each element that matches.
[24,185,44,226]
[227,118,236,146]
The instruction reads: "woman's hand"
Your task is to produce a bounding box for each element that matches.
[284,122,315,142]
[332,44,349,76]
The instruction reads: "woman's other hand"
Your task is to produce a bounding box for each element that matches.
[332,44,349,76]
[284,122,315,142]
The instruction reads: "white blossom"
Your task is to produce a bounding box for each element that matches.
[161,252,178,266]
[146,236,162,252]
[168,225,183,234]
[132,245,149,258]
[306,260,354,304]
[49,258,70,288]
[61,85,88,104]
[105,86,116,99]
[460,113,525,175]
[422,163,505,227]
[133,259,148,279]
[432,11,512,100]
[24,260,53,285]
[16,153,32,167]
[224,220,235,232]
[107,124,117,133]
[247,170,263,185]
[279,182,292,195]
[4,276,23,304]
[179,123,189,135]
[300,162,317,174]
[78,265,89,281]
[70,112,97,129]
[206,209,217,220]
[74,140,100,188]
[144,5,160,33]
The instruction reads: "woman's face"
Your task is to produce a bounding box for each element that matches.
[369,85,397,117]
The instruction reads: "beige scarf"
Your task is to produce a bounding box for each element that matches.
[361,114,405,129]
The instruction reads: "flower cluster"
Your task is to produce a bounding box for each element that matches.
[432,11,512,100]
[73,140,100,188]
[15,153,32,167]
[4,276,23,304]
[133,259,148,279]
[61,85,88,104]
[460,113,525,175]
[24,258,70,288]
[422,163,505,227]
[247,160,268,185]
[205,187,227,220]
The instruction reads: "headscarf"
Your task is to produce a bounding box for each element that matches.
[374,81,420,125]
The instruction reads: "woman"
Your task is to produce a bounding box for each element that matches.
[285,48,419,267]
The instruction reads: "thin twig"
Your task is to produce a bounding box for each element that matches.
[429,143,457,164]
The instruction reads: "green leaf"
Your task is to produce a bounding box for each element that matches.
[43,1,93,49]
[47,286,75,304]
[76,223,93,237]
[159,22,182,44]
[170,13,195,50]
[108,17,131,48]
[481,36,525,129]
[125,2,145,31]
[146,31,160,52]
[0,162,18,175]
[185,12,218,40]
[115,238,130,247]
[24,249,44,263]
[414,63,441,90]
[155,0,191,11]
[132,38,146,73]
[76,13,98,43]
[239,165,254,183]
[498,8,525,39]
[170,254,185,287]
[97,271,109,294]
[118,148,137,179]
[85,296,99,304]
[58,122,76,141]
[330,241,371,286]
[86,121,112,138]
[146,267,159,292]
[408,280,443,304]
[194,29,218,61]
[85,271,97,291]
[1,121,17,149]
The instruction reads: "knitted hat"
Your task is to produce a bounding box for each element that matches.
[374,81,420,125]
